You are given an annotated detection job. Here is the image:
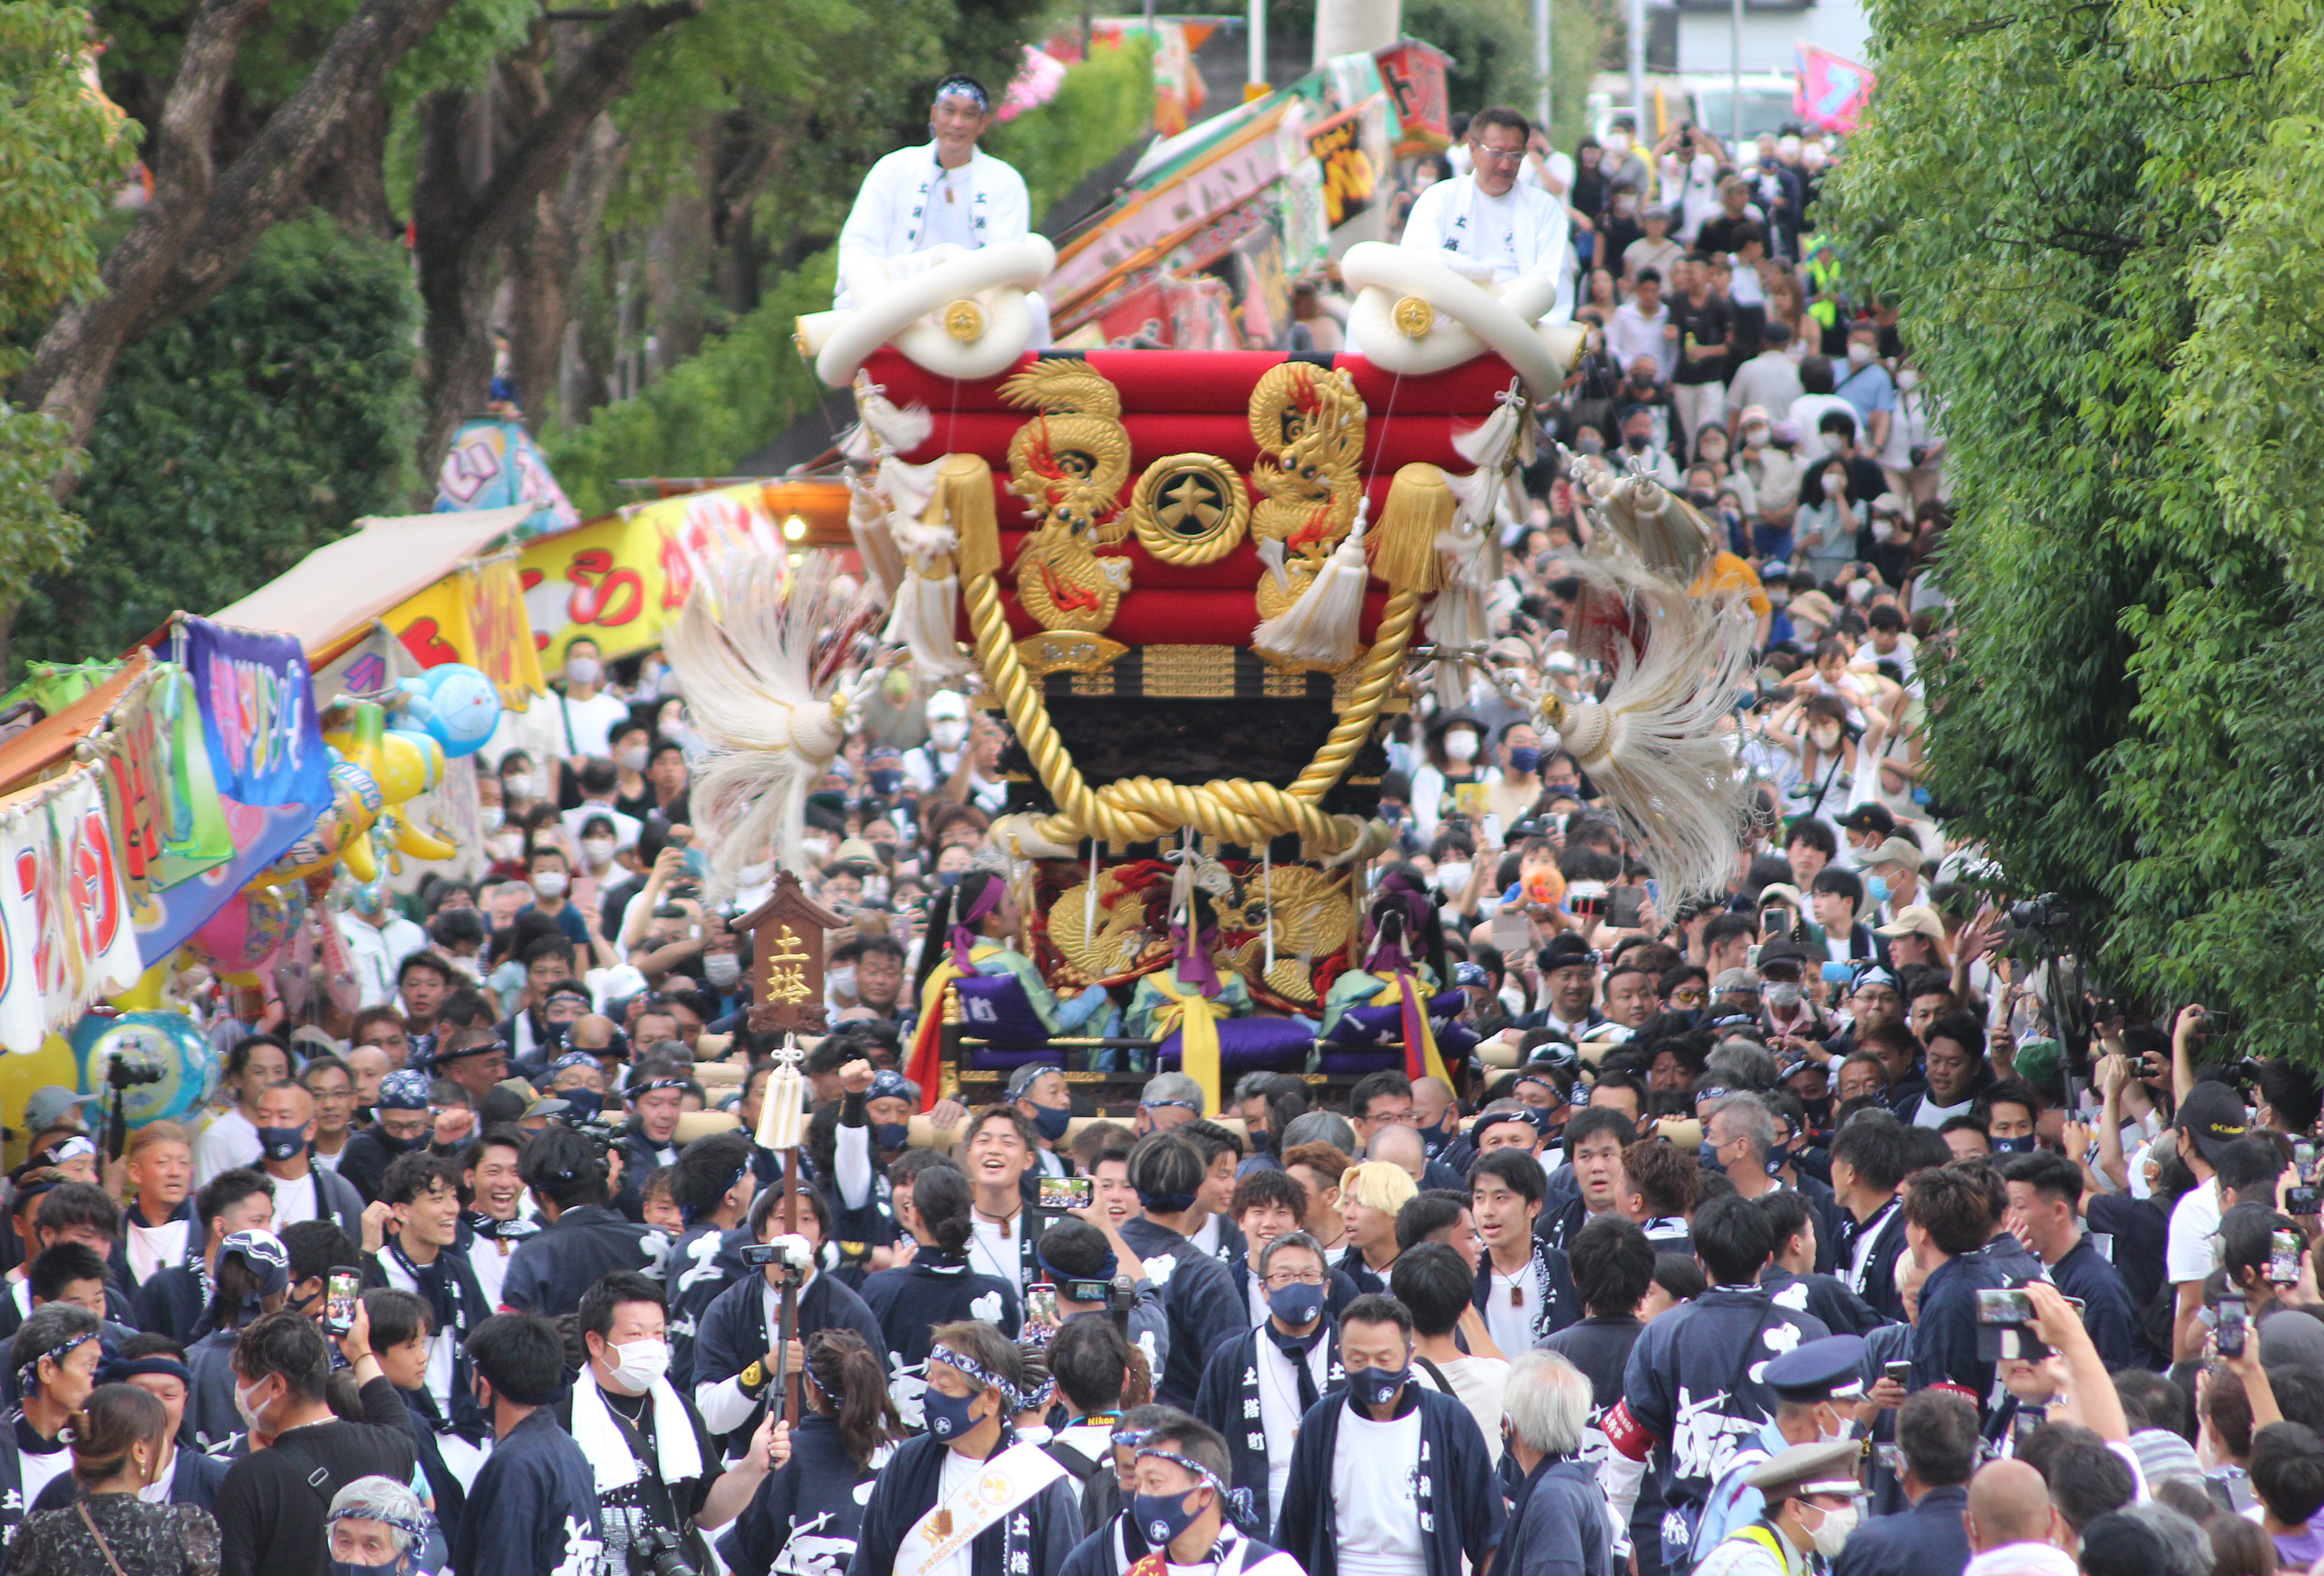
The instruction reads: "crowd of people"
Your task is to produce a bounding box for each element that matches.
[4,87,2285,1576]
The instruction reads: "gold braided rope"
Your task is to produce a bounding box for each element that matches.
[963,565,1419,851]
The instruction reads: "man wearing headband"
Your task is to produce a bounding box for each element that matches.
[1008,1065,1079,1190]
[851,1319,1085,1576]
[612,1055,690,1222]
[1124,1415,1301,1576]
[3,1302,103,1527]
[338,1069,440,1204]
[834,74,1048,344]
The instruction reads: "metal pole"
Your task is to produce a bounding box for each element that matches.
[1731,0,1744,148]
[1534,0,1552,133]
[1144,0,1155,38]
[1627,0,1645,138]
[1249,0,1266,94]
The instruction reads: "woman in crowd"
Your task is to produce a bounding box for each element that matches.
[11,1384,218,1576]
[716,1330,901,1576]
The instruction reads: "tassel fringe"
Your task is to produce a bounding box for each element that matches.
[1366,464,1453,595]
[1253,500,1373,667]
[939,454,1003,581]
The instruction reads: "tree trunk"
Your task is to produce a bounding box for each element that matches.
[16,0,466,451]
[411,0,704,476]
[307,92,399,239]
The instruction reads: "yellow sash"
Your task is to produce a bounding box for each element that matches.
[904,941,1000,1109]
[1367,974,1452,1088]
[1148,969,1227,1112]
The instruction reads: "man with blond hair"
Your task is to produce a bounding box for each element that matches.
[1338,1160,1418,1296]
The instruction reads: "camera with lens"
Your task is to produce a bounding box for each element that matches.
[2007,894,2073,935]
[630,1527,697,1576]
[105,1056,164,1091]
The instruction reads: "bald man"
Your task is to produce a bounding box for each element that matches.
[1964,1459,2073,1570]
[1370,1124,1429,1185]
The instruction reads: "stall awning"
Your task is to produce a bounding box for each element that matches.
[209,505,535,656]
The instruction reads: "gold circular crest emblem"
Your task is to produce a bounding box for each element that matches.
[980,1471,1014,1504]
[1125,453,1250,565]
[942,299,985,343]
[1391,295,1436,338]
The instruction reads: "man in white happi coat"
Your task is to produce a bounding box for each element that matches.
[1398,105,1575,322]
[836,73,1049,344]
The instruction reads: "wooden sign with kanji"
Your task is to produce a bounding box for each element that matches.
[732,872,846,1035]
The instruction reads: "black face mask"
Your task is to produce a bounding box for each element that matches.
[1624,433,1652,452]
[1803,1097,1834,1130]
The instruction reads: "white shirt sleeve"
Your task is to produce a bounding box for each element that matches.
[1400,178,1458,255]
[835,1119,874,1210]
[981,156,1031,245]
[2166,1182,2222,1284]
[696,1376,758,1436]
[836,150,909,303]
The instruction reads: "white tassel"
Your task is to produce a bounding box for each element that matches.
[839,421,876,466]
[859,388,931,454]
[881,568,967,679]
[1252,500,1373,667]
[664,555,848,894]
[1595,473,1715,585]
[1444,467,1501,532]
[1085,841,1100,938]
[1255,536,1289,595]
[879,455,942,521]
[1452,386,1524,472]
[847,474,905,599]
[1545,553,1759,904]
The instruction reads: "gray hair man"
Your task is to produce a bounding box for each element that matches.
[1137,1073,1205,1135]
[1706,1092,1782,1201]
[1500,1350,1614,1576]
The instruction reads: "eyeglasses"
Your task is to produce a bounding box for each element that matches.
[1670,988,1707,1006]
[1263,1271,1328,1290]
[1472,144,1526,166]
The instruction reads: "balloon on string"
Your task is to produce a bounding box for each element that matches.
[396,664,502,758]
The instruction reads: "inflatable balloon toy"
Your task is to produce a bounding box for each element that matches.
[188,882,302,986]
[261,754,384,885]
[322,701,451,877]
[70,1010,218,1131]
[396,664,502,759]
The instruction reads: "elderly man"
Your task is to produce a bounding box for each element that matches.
[1500,1350,1615,1576]
[836,75,1046,343]
[1399,107,1574,320]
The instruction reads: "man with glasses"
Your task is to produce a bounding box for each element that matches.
[300,1056,360,1175]
[1399,105,1576,321]
[1192,1229,1344,1535]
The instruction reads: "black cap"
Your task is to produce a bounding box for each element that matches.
[2177,1079,2250,1164]
[1835,803,1896,834]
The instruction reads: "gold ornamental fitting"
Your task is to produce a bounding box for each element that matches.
[1391,295,1436,338]
[942,299,985,343]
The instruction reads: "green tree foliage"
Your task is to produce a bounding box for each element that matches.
[1830,0,2324,1051]
[546,43,1155,515]
[13,214,419,667]
[0,1,138,630]
[1405,0,1602,142]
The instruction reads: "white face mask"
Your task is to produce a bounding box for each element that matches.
[1807,1503,1858,1557]
[603,1336,671,1391]
[928,719,967,750]
[828,964,859,998]
[1744,424,1770,446]
[614,747,649,773]
[1436,862,1472,894]
[1897,368,1921,391]
[532,871,568,899]
[492,832,525,861]
[503,773,534,798]
[1847,343,1875,368]
[1444,731,1479,763]
[1607,133,1630,155]
[581,838,616,869]
[704,955,740,988]
[1613,194,1637,216]
[566,657,601,687]
[1766,981,1804,1008]
[233,1377,271,1431]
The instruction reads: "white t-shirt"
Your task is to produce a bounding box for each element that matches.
[125,1216,194,1286]
[1331,1405,1427,1576]
[1435,1354,1509,1465]
[269,1169,327,1228]
[193,1108,262,1187]
[1483,1263,1537,1362]
[2166,1178,2224,1285]
[1258,1335,1332,1519]
[969,1210,1025,1291]
[926,1446,985,1576]
[542,689,634,762]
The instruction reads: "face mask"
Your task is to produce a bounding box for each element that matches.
[1847,343,1875,368]
[1508,746,1541,774]
[1268,1281,1329,1337]
[1436,862,1471,894]
[566,657,601,686]
[1764,1142,1791,1179]
[1608,133,1631,155]
[581,838,616,869]
[704,955,740,988]
[604,1336,671,1391]
[380,1127,433,1155]
[1809,727,1842,753]
[1865,875,1890,906]
[928,719,967,750]
[1768,589,1791,608]
[922,1385,981,1441]
[1613,194,1637,215]
[874,1122,911,1152]
[1347,1364,1407,1408]
[1744,425,1771,446]
[532,872,568,899]
[613,747,649,773]
[1991,1135,2036,1155]
[1444,732,1478,763]
[559,1089,603,1122]
[331,1561,402,1576]
[1808,1502,1858,1557]
[257,1126,306,1164]
[1766,981,1804,1008]
[1688,489,1718,510]
[1132,1488,1208,1552]
[870,768,904,795]
[828,964,859,997]
[1623,432,1651,452]
[481,806,504,831]
[1898,368,1921,391]
[233,1377,270,1432]
[1701,443,1728,463]
[491,832,524,861]
[1031,1102,1073,1143]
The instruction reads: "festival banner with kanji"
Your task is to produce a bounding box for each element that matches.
[0,770,145,1052]
[517,483,785,662]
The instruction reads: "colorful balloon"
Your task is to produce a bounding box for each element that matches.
[189,883,300,978]
[70,1011,219,1130]
[397,664,502,758]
